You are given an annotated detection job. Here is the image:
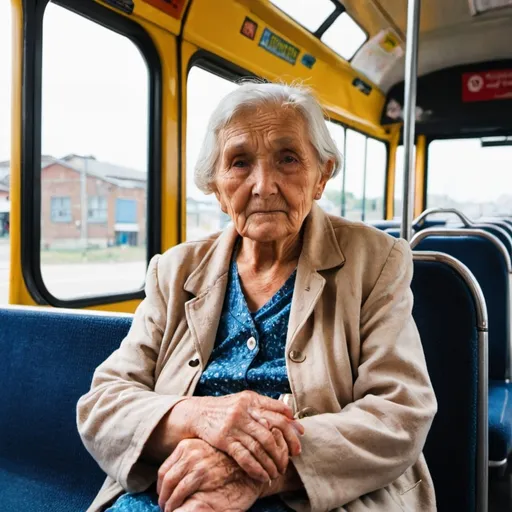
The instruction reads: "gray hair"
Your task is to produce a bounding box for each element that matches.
[194,81,343,194]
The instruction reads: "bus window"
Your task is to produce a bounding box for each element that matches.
[186,67,237,241]
[40,2,149,300]
[0,3,11,304]
[364,138,386,221]
[324,125,386,222]
[322,120,345,216]
[393,145,416,219]
[427,137,512,218]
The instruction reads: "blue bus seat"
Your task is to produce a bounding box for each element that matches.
[411,229,512,469]
[0,306,133,512]
[412,252,488,512]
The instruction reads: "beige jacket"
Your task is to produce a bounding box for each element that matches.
[77,203,437,512]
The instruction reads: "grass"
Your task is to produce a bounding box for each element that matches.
[40,245,146,264]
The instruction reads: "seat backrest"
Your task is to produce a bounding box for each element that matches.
[472,223,512,258]
[412,252,488,512]
[0,306,133,510]
[411,229,511,381]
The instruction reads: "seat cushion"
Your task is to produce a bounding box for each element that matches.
[489,380,512,463]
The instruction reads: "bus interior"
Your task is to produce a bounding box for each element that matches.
[0,0,511,510]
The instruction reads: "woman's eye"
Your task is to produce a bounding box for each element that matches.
[232,160,247,168]
[282,155,298,164]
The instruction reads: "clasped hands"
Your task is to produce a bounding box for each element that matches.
[156,391,304,511]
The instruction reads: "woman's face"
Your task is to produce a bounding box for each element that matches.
[212,105,332,243]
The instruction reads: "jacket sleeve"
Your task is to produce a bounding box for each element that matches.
[76,255,187,493]
[287,239,437,511]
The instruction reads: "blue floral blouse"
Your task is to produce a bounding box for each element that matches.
[106,251,295,512]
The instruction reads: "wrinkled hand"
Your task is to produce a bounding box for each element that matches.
[157,437,278,511]
[178,391,303,482]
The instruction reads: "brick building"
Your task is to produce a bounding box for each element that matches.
[41,155,146,249]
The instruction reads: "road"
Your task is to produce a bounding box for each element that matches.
[0,240,8,304]
[0,240,146,304]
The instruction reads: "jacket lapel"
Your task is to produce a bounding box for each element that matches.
[183,225,238,367]
[287,203,346,350]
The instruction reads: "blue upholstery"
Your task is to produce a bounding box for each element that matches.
[472,223,512,257]
[385,228,401,238]
[488,380,512,463]
[412,259,481,512]
[413,235,508,381]
[0,307,133,511]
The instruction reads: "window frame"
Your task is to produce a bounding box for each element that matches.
[21,0,162,307]
[270,0,369,62]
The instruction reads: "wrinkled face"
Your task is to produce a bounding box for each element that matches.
[212,105,332,243]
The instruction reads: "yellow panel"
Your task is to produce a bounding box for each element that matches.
[184,0,390,140]
[414,135,426,217]
[9,0,29,306]
[386,127,401,219]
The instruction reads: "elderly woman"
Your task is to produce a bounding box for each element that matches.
[77,82,437,512]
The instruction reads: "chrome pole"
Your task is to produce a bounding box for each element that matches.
[400,0,421,241]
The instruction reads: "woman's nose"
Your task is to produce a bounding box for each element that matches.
[251,160,278,198]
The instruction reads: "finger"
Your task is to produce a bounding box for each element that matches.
[238,430,280,480]
[157,448,183,496]
[248,409,271,429]
[158,459,188,509]
[271,427,289,474]
[243,419,288,476]
[258,410,303,457]
[165,468,205,512]
[255,396,294,419]
[227,440,270,482]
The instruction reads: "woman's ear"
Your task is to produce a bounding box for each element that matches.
[314,159,334,199]
[211,183,229,214]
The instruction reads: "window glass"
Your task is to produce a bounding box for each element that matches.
[269,0,336,33]
[427,138,512,218]
[393,145,416,219]
[344,129,366,220]
[321,12,367,60]
[364,138,386,221]
[0,2,11,304]
[88,196,107,223]
[322,120,345,215]
[40,2,149,299]
[186,67,237,241]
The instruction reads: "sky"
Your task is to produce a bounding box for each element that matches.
[1,1,512,210]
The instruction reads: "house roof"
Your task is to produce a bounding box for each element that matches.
[42,154,147,190]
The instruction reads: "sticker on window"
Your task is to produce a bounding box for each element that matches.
[241,17,258,40]
[259,28,299,65]
[141,0,186,19]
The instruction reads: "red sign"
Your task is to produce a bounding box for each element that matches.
[462,70,512,102]
[241,17,258,41]
[141,0,186,19]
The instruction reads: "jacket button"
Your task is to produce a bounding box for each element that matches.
[188,358,200,367]
[295,407,318,419]
[289,350,306,363]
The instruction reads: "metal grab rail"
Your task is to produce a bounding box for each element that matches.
[413,207,474,228]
